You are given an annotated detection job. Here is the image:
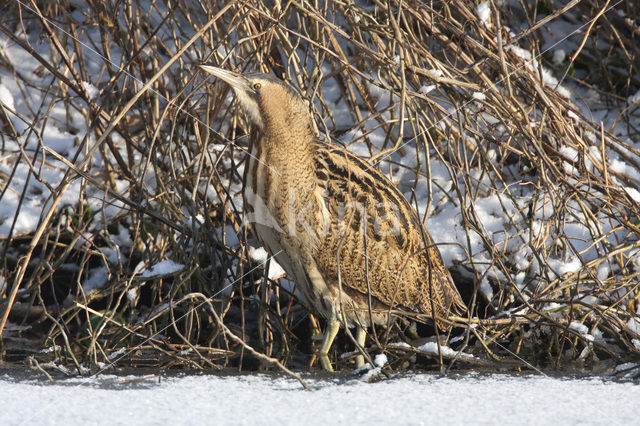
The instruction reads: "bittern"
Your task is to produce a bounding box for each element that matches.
[201,65,466,371]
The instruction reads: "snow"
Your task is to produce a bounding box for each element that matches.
[81,81,99,99]
[373,353,387,368]
[82,265,109,293]
[417,342,478,362]
[0,81,15,110]
[219,225,241,247]
[569,321,594,342]
[552,49,566,66]
[249,246,286,279]
[624,187,640,203]
[418,84,436,94]
[628,315,640,335]
[138,260,185,279]
[427,68,443,78]
[0,373,637,425]
[505,44,571,98]
[476,1,492,28]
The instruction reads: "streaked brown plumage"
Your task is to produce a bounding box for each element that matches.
[201,65,466,370]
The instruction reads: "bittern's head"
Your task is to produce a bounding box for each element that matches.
[200,65,311,133]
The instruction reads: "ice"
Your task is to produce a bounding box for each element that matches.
[0,374,638,425]
[1,0,639,405]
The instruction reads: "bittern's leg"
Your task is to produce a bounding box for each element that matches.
[354,326,366,368]
[319,310,340,372]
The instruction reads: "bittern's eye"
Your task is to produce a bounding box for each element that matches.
[253,83,261,90]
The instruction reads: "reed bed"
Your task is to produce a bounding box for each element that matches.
[0,0,638,376]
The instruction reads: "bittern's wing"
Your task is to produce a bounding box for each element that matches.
[312,143,466,319]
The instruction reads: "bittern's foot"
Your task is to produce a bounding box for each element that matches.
[317,311,341,372]
[319,354,334,372]
[354,326,366,368]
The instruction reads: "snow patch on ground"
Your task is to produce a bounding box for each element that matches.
[249,246,286,280]
[476,1,492,28]
[138,260,185,279]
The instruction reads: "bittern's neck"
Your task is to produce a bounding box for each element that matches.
[255,88,316,158]
[252,121,316,167]
[255,109,316,164]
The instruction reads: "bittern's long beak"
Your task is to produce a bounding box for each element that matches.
[200,65,252,93]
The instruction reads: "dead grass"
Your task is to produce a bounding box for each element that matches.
[0,0,639,376]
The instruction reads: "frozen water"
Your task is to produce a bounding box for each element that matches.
[0,372,637,425]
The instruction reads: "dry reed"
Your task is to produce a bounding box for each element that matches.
[0,0,638,376]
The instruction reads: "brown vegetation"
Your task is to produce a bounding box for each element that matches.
[0,0,639,378]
